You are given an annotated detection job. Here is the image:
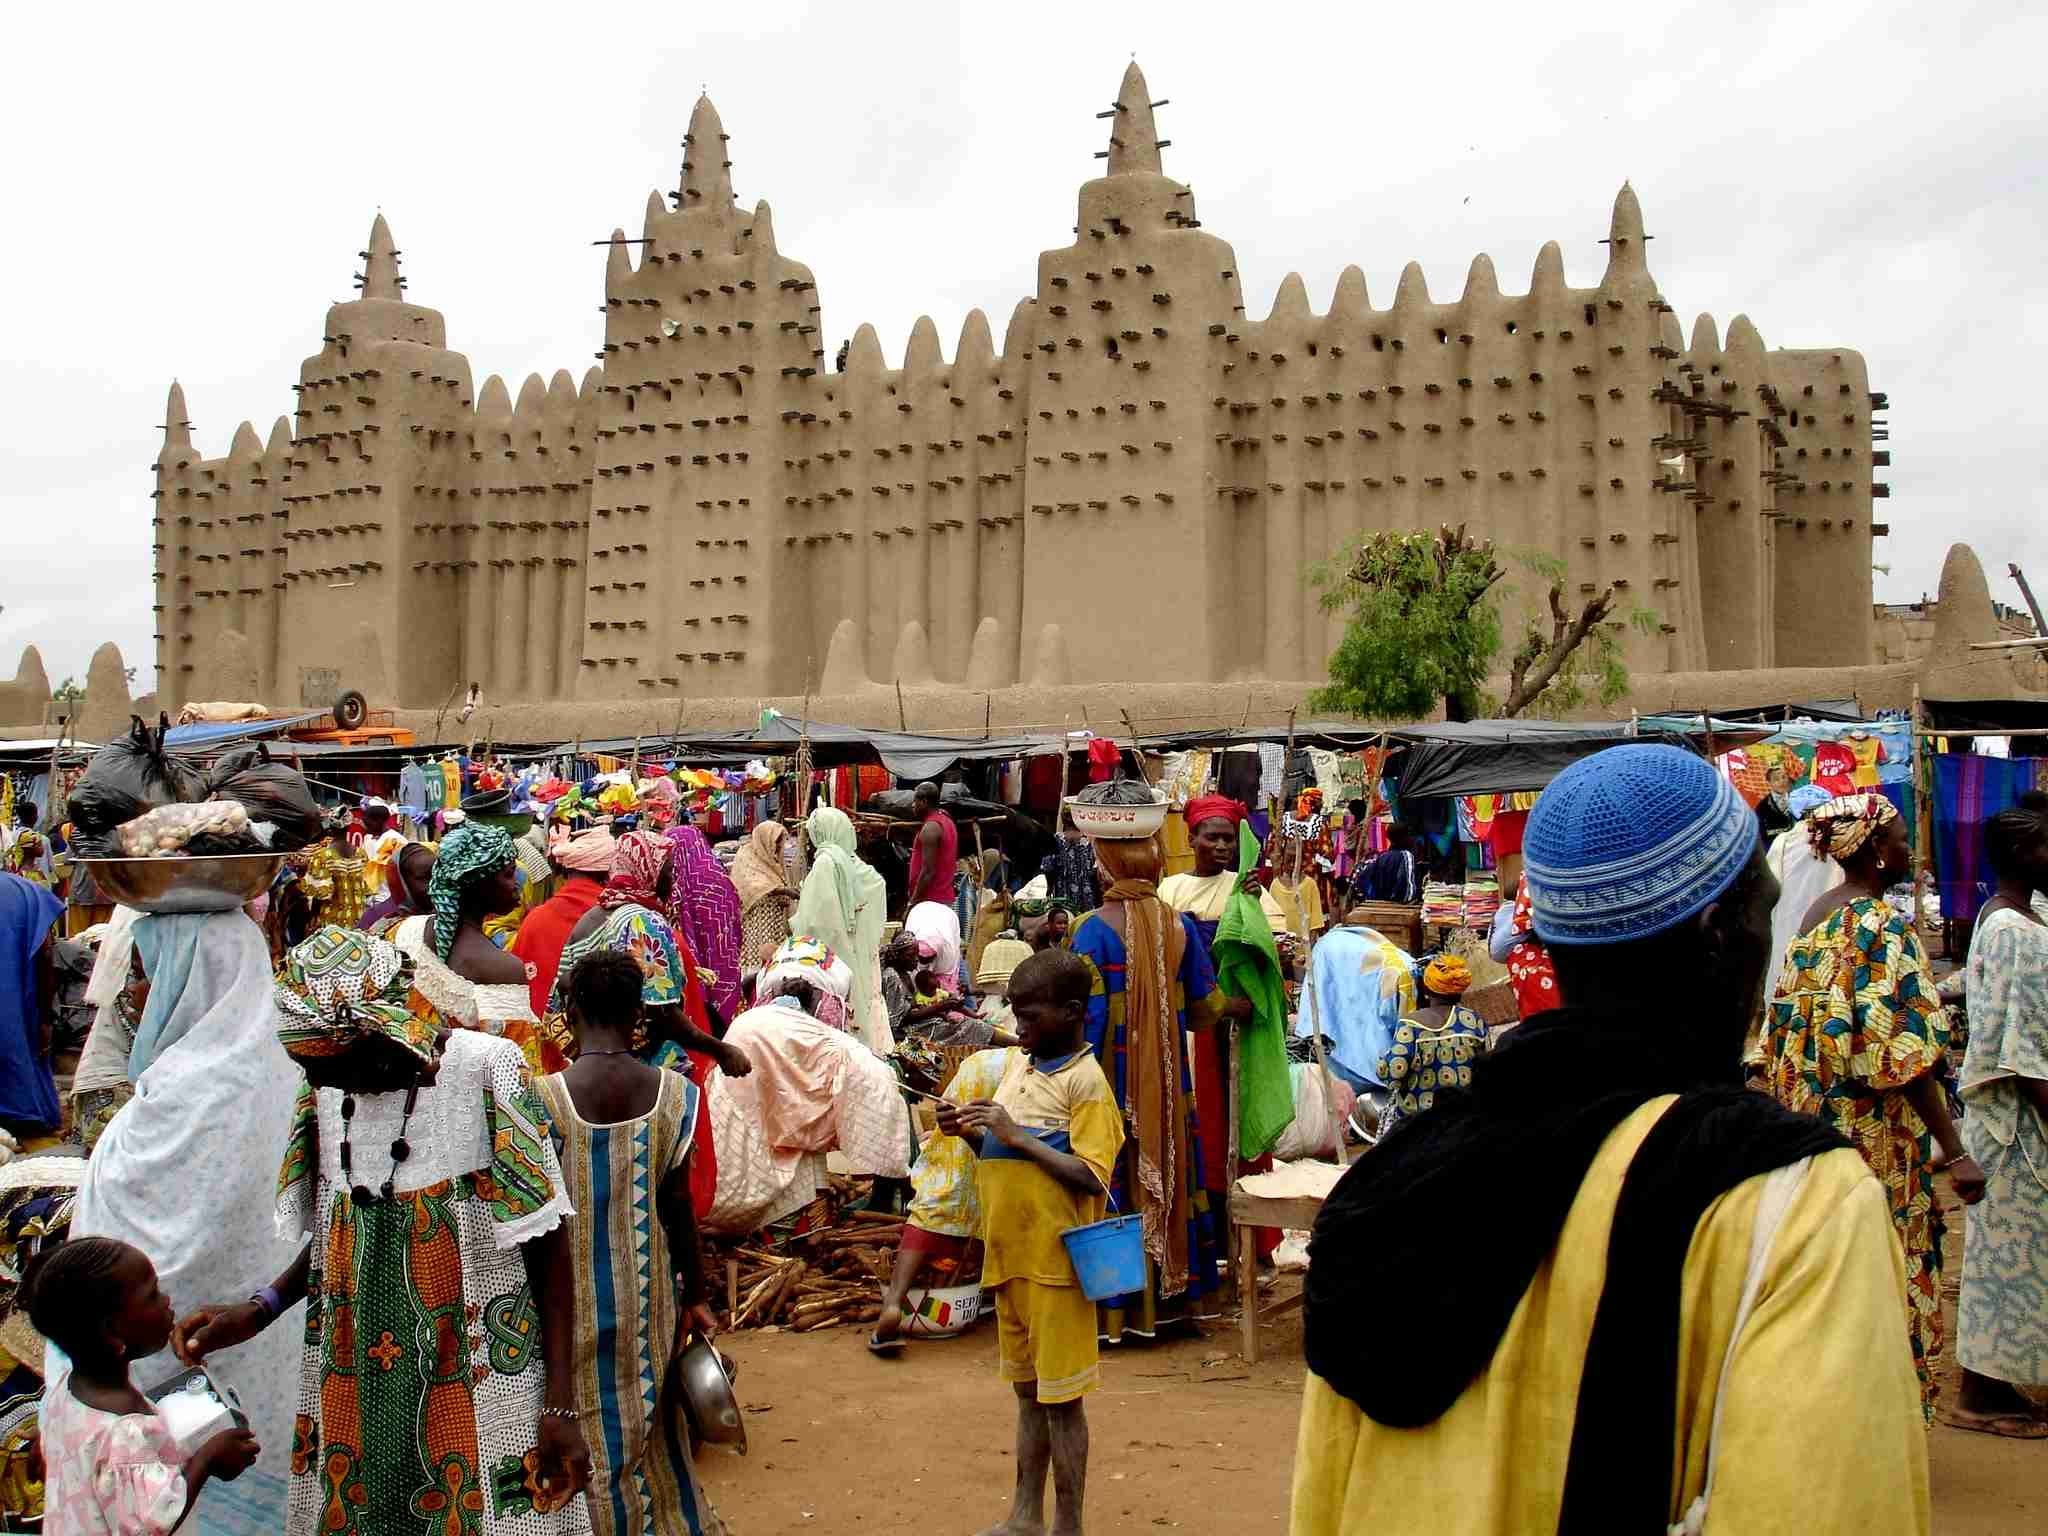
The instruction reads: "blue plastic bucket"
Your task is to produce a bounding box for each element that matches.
[1060,1213,1147,1301]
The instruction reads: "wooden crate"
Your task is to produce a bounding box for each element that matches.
[1341,900,1423,955]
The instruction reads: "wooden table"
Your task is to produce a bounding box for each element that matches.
[1227,1186,1323,1363]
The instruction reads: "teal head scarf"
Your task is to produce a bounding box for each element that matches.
[427,822,517,961]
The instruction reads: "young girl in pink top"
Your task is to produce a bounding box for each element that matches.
[31,1237,259,1535]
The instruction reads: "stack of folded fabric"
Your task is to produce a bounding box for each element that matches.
[1422,880,1464,927]
[1461,873,1501,931]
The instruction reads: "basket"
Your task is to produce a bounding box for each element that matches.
[930,1042,982,1099]
[1466,979,1519,1028]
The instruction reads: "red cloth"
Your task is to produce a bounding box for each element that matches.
[678,1048,719,1221]
[1812,740,1857,797]
[1183,794,1247,831]
[1086,737,1121,783]
[508,875,605,1017]
[1189,1027,1280,1259]
[1022,755,1064,811]
[899,1225,972,1261]
[1492,809,1528,859]
[908,809,960,907]
[1506,940,1561,1019]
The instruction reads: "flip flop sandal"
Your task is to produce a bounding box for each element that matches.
[1947,1409,2048,1439]
[866,1331,907,1356]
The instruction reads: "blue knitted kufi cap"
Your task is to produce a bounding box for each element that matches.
[1524,744,1758,946]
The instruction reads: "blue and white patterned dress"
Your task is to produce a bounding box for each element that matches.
[1958,906,2048,1387]
[538,1069,724,1536]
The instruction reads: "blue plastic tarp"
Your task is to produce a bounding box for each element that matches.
[162,711,326,749]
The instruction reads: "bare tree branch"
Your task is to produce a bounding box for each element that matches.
[1500,585,1618,717]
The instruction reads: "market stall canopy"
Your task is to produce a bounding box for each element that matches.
[1389,718,1767,799]
[0,738,98,769]
[1653,699,1869,725]
[738,715,1055,779]
[505,715,1059,779]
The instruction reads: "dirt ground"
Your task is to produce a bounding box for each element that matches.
[697,1262,2042,1534]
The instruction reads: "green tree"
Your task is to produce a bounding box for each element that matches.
[52,676,84,705]
[1308,525,1657,721]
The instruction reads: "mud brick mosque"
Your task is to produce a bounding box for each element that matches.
[147,63,1888,717]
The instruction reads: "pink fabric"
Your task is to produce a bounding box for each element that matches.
[39,1389,186,1536]
[601,829,669,911]
[718,1002,911,1176]
[639,776,682,829]
[665,825,744,1022]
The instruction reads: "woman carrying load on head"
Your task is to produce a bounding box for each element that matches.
[1069,832,1226,1339]
[1760,791,1984,1425]
[172,926,592,1535]
[1158,794,1280,1261]
[59,907,305,1531]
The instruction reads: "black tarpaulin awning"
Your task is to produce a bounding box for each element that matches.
[1386,718,1765,799]
[1389,721,1644,798]
[1922,697,2048,733]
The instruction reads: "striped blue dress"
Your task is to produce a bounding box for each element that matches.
[539,1070,724,1536]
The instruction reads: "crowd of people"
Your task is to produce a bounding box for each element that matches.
[0,740,2040,1534]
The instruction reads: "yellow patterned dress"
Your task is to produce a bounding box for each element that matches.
[1761,896,1951,1422]
[299,844,372,931]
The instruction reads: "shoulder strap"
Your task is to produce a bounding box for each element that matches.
[1667,1156,1811,1535]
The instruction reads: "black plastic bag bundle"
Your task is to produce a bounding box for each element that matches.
[67,715,208,857]
[207,743,324,852]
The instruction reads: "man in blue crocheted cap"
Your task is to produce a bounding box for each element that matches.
[1293,743,1931,1535]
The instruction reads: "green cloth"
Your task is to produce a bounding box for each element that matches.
[1215,822,1294,1161]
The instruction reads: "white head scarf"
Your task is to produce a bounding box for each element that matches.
[903,901,963,985]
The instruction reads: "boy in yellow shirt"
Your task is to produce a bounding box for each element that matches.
[940,948,1123,1536]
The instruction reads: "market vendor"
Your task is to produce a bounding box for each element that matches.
[1158,795,1280,1263]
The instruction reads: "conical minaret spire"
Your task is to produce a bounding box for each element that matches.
[679,95,735,211]
[1602,181,1650,282]
[1105,61,1164,177]
[357,213,405,300]
[162,380,192,453]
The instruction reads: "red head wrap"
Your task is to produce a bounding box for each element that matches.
[1184,794,1247,832]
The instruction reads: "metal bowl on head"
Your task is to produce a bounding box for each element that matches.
[75,855,285,915]
[673,1332,746,1454]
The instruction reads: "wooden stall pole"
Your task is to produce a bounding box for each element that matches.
[1278,710,1345,1169]
[1118,708,1156,786]
[1912,684,1934,942]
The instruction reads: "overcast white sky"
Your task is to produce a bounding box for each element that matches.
[4,1,2043,688]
